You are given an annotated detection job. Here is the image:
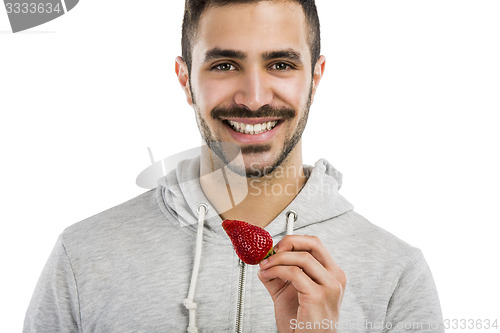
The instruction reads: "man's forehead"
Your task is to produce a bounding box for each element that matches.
[199,0,303,20]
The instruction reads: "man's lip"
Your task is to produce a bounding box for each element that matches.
[223,117,282,125]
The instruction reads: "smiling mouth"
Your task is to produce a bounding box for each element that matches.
[224,119,280,135]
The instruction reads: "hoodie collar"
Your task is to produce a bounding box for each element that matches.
[159,157,353,239]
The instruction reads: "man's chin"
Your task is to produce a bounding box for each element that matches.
[242,157,284,178]
[203,141,286,178]
[245,166,271,178]
[218,158,272,178]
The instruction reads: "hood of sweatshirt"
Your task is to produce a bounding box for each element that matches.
[159,156,353,239]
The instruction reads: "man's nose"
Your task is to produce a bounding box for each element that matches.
[233,68,273,111]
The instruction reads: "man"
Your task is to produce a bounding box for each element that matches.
[24,0,444,332]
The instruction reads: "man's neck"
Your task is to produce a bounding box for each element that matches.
[199,146,307,228]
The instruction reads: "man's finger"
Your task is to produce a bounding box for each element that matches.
[259,251,331,285]
[275,235,337,270]
[258,265,317,295]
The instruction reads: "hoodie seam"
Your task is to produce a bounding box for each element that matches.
[60,235,84,333]
[285,210,354,234]
[384,249,422,321]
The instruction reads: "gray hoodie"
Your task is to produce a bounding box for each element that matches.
[24,157,444,332]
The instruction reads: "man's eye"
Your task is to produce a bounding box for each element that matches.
[272,63,292,71]
[213,63,235,71]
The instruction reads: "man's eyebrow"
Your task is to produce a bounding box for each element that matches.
[204,48,247,62]
[262,49,303,64]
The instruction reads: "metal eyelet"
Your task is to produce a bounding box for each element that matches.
[286,210,298,222]
[196,203,209,215]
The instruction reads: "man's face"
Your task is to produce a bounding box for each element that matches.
[181,1,322,177]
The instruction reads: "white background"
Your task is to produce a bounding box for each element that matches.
[1,0,499,331]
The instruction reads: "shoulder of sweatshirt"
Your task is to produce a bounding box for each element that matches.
[59,188,170,251]
[302,210,423,281]
[339,209,418,257]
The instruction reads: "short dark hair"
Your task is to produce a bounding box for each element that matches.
[181,0,321,74]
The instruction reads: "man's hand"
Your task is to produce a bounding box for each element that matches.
[257,235,346,333]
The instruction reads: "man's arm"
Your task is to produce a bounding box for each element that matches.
[23,235,82,333]
[384,250,444,332]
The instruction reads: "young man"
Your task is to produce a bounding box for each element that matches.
[24,1,444,332]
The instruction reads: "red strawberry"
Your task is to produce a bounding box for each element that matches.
[222,219,275,265]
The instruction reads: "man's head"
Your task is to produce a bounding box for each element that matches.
[175,0,326,177]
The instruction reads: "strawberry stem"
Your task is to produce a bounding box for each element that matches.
[263,247,275,260]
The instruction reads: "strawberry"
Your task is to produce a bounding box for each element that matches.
[222,219,275,265]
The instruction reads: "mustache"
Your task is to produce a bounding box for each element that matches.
[211,105,295,120]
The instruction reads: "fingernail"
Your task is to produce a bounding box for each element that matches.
[274,245,279,253]
[260,259,268,266]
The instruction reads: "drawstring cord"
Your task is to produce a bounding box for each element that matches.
[183,203,208,333]
[286,210,298,235]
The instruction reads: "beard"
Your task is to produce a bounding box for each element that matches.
[192,86,313,178]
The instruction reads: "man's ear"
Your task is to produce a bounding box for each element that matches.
[310,55,326,104]
[175,56,193,106]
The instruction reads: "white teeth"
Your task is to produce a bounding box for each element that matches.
[227,120,278,135]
